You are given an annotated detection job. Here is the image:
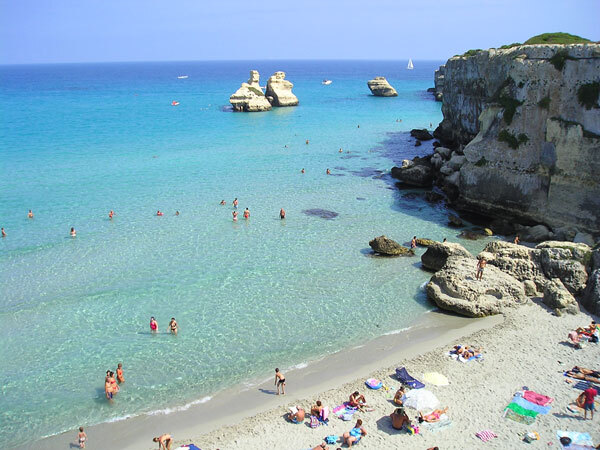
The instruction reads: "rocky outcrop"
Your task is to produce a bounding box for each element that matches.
[421,242,473,271]
[582,267,600,314]
[230,70,272,112]
[367,77,398,97]
[415,238,436,247]
[426,256,527,317]
[391,156,433,187]
[433,65,445,101]
[543,278,579,313]
[265,71,298,107]
[369,235,414,256]
[410,129,434,141]
[431,44,600,236]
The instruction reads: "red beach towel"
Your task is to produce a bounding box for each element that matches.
[476,430,498,442]
[523,390,553,406]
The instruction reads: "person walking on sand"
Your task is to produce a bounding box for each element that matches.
[167,317,178,335]
[280,208,286,219]
[476,257,487,280]
[233,198,238,209]
[232,210,238,222]
[152,434,173,450]
[411,236,417,249]
[150,316,158,333]
[275,368,286,395]
[77,427,87,448]
[243,208,250,219]
[28,210,34,219]
[70,227,76,237]
[116,363,124,383]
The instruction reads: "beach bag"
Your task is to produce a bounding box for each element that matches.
[325,435,338,445]
[310,415,319,428]
[523,431,539,443]
[342,412,354,421]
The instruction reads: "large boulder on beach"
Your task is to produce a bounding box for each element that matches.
[265,71,298,107]
[426,256,527,317]
[536,242,590,296]
[582,269,600,314]
[367,77,398,96]
[421,242,473,271]
[483,241,547,288]
[229,70,272,112]
[391,156,433,188]
[543,278,578,313]
[369,235,414,256]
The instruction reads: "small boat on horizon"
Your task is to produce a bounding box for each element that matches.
[407,59,414,70]
[322,79,332,85]
[177,75,189,79]
[171,101,180,106]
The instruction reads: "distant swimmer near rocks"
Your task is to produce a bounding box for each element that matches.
[367,77,398,97]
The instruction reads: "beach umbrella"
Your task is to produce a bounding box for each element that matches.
[423,372,449,386]
[402,389,440,411]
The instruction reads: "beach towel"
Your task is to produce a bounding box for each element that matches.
[396,367,425,389]
[447,352,483,363]
[506,402,539,418]
[175,446,201,450]
[573,381,600,391]
[523,390,553,406]
[511,395,551,415]
[503,408,536,425]
[333,403,357,420]
[325,435,339,445]
[556,431,594,448]
[475,430,497,442]
[420,416,452,433]
[320,406,329,423]
[310,415,319,428]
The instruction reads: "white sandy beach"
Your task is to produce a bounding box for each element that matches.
[26,301,599,450]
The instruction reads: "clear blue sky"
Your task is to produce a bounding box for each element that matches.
[1,0,598,64]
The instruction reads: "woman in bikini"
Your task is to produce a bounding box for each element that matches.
[419,407,448,423]
[167,318,178,335]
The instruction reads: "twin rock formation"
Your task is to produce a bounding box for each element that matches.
[230,70,298,112]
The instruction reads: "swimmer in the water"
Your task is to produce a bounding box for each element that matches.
[108,210,114,220]
[167,317,178,335]
[233,198,238,209]
[357,124,360,128]
[339,148,343,153]
[301,168,305,174]
[28,210,34,219]
[220,200,226,205]
[326,168,331,175]
[150,316,158,333]
[306,139,309,145]
[280,208,286,219]
[243,208,250,219]
[1,228,6,238]
[70,227,76,237]
[232,210,238,221]
[116,363,124,383]
[156,210,163,216]
[175,211,179,216]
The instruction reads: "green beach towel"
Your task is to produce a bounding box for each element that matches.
[506,402,539,418]
[504,408,536,425]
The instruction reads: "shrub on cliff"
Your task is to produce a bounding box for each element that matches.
[577,82,600,110]
[498,130,529,149]
[523,32,591,45]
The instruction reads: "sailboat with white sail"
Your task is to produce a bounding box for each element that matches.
[407,59,414,70]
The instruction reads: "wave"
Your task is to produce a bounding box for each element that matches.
[145,396,212,416]
[383,326,412,336]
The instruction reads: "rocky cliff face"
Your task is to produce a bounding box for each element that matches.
[230,70,272,112]
[433,44,600,235]
[265,71,298,107]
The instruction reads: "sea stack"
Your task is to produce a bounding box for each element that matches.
[265,71,298,107]
[367,76,398,96]
[229,70,272,112]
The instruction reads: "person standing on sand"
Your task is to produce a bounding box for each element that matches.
[411,236,417,248]
[275,368,286,395]
[152,434,173,450]
[28,210,34,219]
[280,208,286,219]
[582,385,597,419]
[77,427,87,448]
[243,208,250,219]
[476,257,487,280]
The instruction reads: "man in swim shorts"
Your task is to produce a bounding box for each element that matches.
[275,368,286,395]
[476,257,486,280]
[582,386,597,420]
[280,208,286,219]
[390,407,409,430]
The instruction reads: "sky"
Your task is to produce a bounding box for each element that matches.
[0,0,598,64]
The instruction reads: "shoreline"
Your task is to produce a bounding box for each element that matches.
[20,310,503,449]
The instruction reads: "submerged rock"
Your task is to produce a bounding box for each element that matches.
[421,242,473,271]
[302,209,339,220]
[265,71,298,107]
[369,235,414,256]
[229,70,272,112]
[448,214,464,227]
[426,256,527,317]
[367,77,398,97]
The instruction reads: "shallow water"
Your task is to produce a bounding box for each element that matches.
[0,60,486,445]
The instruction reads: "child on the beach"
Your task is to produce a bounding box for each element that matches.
[77,426,87,448]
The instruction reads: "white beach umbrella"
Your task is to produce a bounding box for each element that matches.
[423,372,449,386]
[402,389,440,411]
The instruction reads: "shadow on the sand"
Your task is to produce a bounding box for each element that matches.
[375,415,405,436]
[553,412,586,421]
[259,388,278,395]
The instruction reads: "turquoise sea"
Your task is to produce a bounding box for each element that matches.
[0,60,475,446]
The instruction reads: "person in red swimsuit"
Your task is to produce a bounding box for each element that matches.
[150,317,158,333]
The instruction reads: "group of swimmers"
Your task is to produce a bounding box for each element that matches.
[104,364,124,401]
[150,316,178,335]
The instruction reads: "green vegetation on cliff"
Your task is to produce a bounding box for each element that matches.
[538,96,551,110]
[524,33,591,45]
[549,49,576,71]
[577,82,600,110]
[498,130,529,149]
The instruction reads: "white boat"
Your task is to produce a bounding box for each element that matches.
[322,79,332,85]
[177,75,189,79]
[407,59,414,70]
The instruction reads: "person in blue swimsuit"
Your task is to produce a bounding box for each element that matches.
[343,418,366,447]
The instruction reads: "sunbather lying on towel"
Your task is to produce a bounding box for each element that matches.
[418,407,448,423]
[566,368,600,384]
[568,331,584,348]
[393,387,405,406]
[349,391,368,409]
[287,406,305,423]
[463,347,482,358]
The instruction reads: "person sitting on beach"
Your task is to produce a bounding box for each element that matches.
[311,400,324,417]
[150,317,158,333]
[390,407,410,430]
[311,444,329,450]
[342,419,366,447]
[418,407,448,423]
[393,386,405,406]
[220,200,226,205]
[348,391,367,409]
[167,317,178,335]
[275,368,286,395]
[411,236,417,249]
[28,210,34,219]
[287,406,305,423]
[116,363,124,383]
[70,227,76,237]
[568,330,583,349]
[152,433,173,450]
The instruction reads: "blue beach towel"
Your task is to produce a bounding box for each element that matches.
[396,367,425,389]
[511,394,552,415]
[572,380,600,391]
[556,430,594,448]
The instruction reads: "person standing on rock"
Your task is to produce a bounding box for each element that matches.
[514,235,520,245]
[476,257,487,281]
[411,236,417,249]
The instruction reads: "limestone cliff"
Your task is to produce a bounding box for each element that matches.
[229,70,272,112]
[367,77,398,97]
[265,72,298,107]
[433,44,600,235]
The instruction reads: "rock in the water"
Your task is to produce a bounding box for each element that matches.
[543,278,578,311]
[573,232,595,247]
[415,140,422,147]
[483,228,494,236]
[367,77,398,96]
[265,71,298,107]
[230,70,272,112]
[302,209,339,220]
[421,242,473,271]
[415,238,437,247]
[459,230,484,240]
[426,256,527,317]
[448,214,464,227]
[582,269,600,314]
[425,191,444,203]
[410,129,434,141]
[391,156,433,188]
[369,235,414,256]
